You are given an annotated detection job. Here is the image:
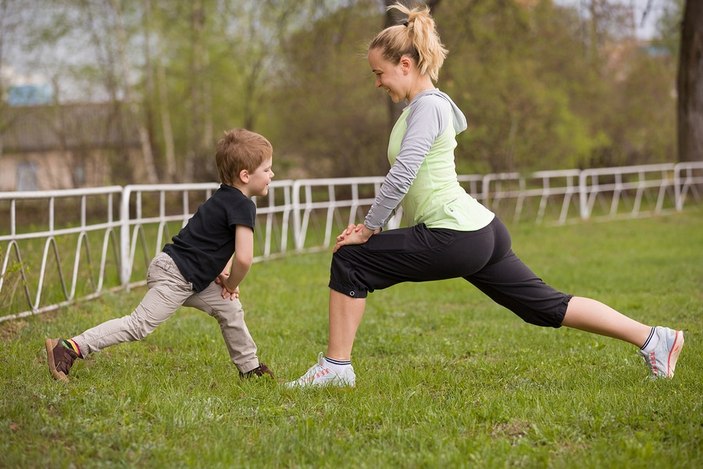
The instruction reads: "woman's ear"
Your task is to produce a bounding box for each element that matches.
[400,55,413,73]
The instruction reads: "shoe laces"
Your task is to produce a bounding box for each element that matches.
[647,351,659,376]
[298,362,332,384]
[55,344,78,374]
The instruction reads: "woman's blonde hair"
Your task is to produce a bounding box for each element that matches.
[368,2,447,82]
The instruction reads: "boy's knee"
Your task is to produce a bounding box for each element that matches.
[210,301,245,324]
[125,318,155,341]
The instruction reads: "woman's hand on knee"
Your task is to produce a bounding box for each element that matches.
[333,224,376,252]
[336,224,357,242]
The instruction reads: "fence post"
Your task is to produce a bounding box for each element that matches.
[578,169,589,220]
[119,186,132,287]
[674,163,683,211]
[292,180,302,251]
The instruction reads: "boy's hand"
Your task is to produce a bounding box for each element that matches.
[216,266,230,281]
[216,272,239,300]
[220,282,240,301]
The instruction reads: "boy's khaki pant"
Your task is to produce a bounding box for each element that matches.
[73,252,260,373]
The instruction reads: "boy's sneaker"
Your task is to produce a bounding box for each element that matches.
[240,363,275,379]
[285,352,356,388]
[639,327,684,379]
[45,338,79,382]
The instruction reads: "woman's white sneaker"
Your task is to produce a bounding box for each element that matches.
[639,326,684,379]
[285,352,356,388]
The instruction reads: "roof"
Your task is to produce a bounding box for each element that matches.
[0,102,141,153]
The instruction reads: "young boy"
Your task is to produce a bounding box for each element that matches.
[46,129,275,382]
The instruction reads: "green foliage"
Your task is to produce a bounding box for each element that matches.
[606,51,678,165]
[4,0,682,181]
[267,0,680,176]
[2,206,703,467]
[435,0,678,173]
[0,244,25,314]
[271,0,389,178]
[655,0,686,56]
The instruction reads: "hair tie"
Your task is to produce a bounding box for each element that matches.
[402,20,409,27]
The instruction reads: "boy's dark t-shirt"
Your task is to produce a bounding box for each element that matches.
[163,184,256,292]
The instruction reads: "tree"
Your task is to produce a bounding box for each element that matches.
[677,0,703,161]
[143,0,177,182]
[3,0,686,181]
[274,0,388,177]
[215,0,311,132]
[434,0,602,172]
[0,0,17,157]
[109,0,158,184]
[183,0,212,181]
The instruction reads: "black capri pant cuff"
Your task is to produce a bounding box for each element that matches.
[328,280,368,299]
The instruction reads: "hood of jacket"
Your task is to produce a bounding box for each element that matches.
[410,88,468,134]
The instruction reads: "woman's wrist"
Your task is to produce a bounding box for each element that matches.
[362,224,381,238]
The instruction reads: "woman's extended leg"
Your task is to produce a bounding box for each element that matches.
[561,296,651,347]
[465,218,684,378]
[561,296,684,378]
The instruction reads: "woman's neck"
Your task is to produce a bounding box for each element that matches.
[407,76,436,102]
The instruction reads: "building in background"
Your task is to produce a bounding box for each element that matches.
[0,99,144,191]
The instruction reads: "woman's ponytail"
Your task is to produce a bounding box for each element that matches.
[369,2,447,82]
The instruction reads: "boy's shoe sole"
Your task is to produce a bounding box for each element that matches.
[45,338,69,382]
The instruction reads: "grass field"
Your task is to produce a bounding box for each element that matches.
[2,206,702,468]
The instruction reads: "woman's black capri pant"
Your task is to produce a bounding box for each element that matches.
[328,217,572,328]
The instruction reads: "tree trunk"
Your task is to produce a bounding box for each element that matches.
[185,0,206,181]
[83,1,130,183]
[157,59,177,182]
[110,0,158,184]
[677,0,703,162]
[201,50,213,157]
[142,0,159,179]
[242,57,264,131]
[0,0,7,158]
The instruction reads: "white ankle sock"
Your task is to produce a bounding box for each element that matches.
[323,356,352,373]
[640,327,657,352]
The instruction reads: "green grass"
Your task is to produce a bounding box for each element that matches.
[2,206,702,468]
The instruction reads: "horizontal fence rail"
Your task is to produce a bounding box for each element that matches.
[116,181,294,286]
[1,162,701,322]
[1,186,123,320]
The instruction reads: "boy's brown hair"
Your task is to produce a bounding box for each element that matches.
[215,129,273,185]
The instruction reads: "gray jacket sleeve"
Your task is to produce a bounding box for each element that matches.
[364,95,449,229]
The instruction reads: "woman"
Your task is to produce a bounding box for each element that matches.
[286,3,683,388]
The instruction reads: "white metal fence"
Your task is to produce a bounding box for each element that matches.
[2,161,702,322]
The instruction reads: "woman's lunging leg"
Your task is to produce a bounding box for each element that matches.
[326,289,366,361]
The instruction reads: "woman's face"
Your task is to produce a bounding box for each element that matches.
[368,47,410,103]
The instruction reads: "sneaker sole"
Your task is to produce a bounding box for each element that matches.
[45,338,69,382]
[284,377,355,389]
[667,331,684,378]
